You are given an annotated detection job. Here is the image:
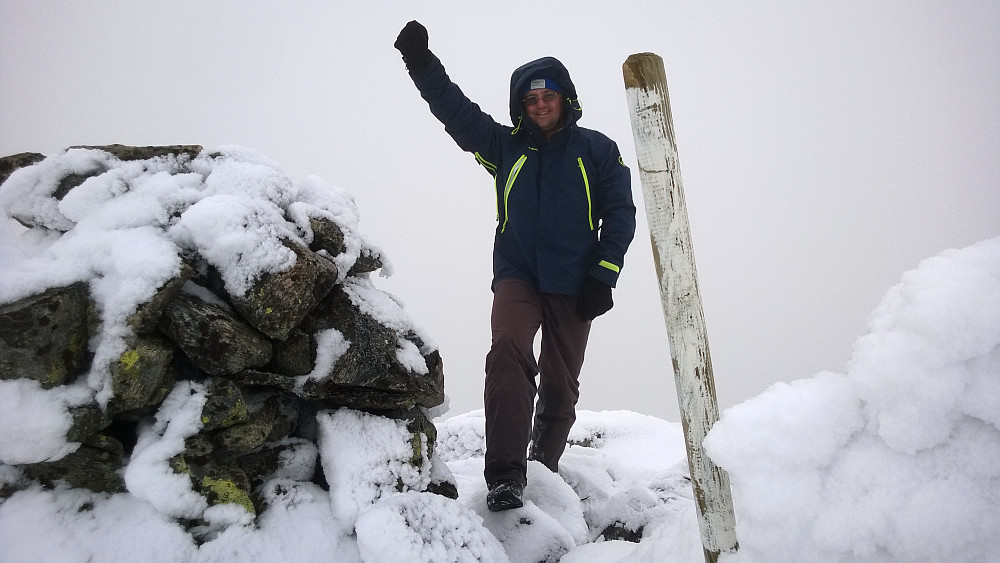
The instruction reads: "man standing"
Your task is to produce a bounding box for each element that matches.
[395,21,636,511]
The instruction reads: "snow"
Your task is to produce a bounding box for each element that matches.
[318,408,433,533]
[339,275,433,373]
[1,147,998,561]
[0,145,395,409]
[169,193,297,296]
[355,491,507,563]
[123,381,211,519]
[706,236,1000,562]
[0,379,87,464]
[297,328,350,387]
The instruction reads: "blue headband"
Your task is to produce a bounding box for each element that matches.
[521,76,562,96]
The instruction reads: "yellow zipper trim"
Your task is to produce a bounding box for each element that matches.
[501,154,528,233]
[577,157,594,230]
[475,152,500,219]
[475,152,497,175]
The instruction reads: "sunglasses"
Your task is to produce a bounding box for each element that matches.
[522,91,560,106]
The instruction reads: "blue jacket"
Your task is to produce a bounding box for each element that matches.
[409,55,636,295]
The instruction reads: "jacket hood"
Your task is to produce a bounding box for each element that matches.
[508,56,582,128]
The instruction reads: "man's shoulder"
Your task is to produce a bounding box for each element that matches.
[572,125,615,142]
[570,126,620,153]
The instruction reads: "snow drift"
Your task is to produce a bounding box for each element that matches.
[707,236,1000,562]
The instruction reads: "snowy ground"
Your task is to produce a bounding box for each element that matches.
[0,404,702,562]
[1,147,997,561]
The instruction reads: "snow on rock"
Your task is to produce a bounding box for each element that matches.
[0,145,392,411]
[706,236,1000,562]
[124,380,211,519]
[0,485,199,562]
[318,408,433,533]
[0,379,89,464]
[1,148,114,232]
[168,193,297,297]
[520,462,590,545]
[448,459,584,561]
[848,237,1000,452]
[356,491,507,563]
[196,480,360,562]
[2,143,444,495]
[435,409,488,461]
[562,500,704,563]
[484,500,577,563]
[436,409,696,561]
[561,410,692,542]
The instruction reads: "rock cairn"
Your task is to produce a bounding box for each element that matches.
[0,146,451,534]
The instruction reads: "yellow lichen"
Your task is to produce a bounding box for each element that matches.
[169,455,190,475]
[410,432,427,466]
[44,361,66,387]
[45,332,88,386]
[201,476,255,514]
[119,349,140,371]
[220,401,249,428]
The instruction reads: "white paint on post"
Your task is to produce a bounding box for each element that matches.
[622,52,738,561]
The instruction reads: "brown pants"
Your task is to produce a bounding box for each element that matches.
[484,278,591,487]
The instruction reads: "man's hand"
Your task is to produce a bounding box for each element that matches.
[576,276,614,321]
[394,21,431,72]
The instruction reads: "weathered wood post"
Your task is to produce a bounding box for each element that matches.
[622,52,738,562]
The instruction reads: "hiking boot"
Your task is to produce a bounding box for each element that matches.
[486,480,524,512]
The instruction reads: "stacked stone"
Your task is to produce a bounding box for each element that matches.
[0,146,451,527]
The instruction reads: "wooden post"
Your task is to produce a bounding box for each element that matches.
[622,52,738,561]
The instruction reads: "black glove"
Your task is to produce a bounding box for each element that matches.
[576,276,614,321]
[394,20,432,72]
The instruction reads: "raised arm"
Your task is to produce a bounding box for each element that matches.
[394,21,503,160]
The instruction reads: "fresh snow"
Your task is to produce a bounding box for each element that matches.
[1,147,997,561]
[705,236,1000,562]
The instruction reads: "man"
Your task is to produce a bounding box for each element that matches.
[395,21,636,511]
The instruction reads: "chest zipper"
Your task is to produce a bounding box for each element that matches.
[501,154,528,233]
[577,157,594,231]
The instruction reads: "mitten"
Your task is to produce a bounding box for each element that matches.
[394,20,432,72]
[576,276,614,321]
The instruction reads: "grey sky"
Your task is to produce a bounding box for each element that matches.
[2,0,997,421]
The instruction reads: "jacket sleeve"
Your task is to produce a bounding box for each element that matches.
[588,140,636,288]
[407,54,503,165]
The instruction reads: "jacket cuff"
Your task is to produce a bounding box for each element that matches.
[588,260,621,288]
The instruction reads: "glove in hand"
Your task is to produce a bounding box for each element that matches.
[394,20,431,72]
[576,276,613,321]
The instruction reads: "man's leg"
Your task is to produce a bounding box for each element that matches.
[484,278,542,488]
[529,292,591,472]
